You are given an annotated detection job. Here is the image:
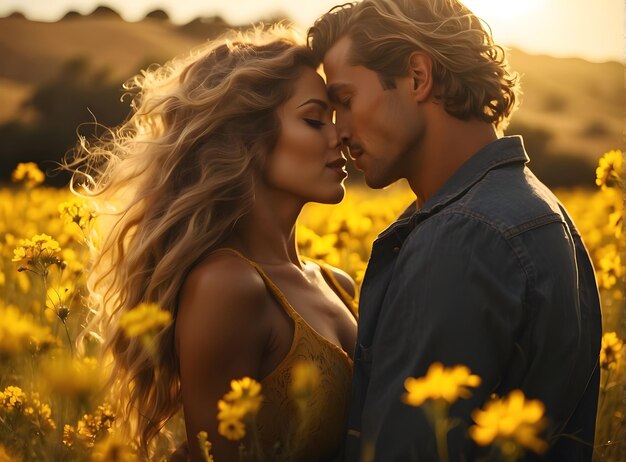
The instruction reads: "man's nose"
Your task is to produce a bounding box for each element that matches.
[334,112,351,146]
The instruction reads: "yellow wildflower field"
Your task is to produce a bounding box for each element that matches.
[0,151,623,461]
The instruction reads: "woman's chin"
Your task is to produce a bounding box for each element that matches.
[321,185,346,205]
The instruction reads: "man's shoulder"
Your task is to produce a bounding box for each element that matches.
[445,165,566,235]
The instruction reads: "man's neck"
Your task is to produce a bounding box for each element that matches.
[408,115,498,206]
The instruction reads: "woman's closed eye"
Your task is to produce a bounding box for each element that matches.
[304,118,326,129]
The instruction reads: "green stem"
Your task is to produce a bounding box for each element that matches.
[62,320,74,356]
[425,400,450,462]
[247,414,264,462]
[597,367,612,440]
[40,268,48,324]
[500,441,522,462]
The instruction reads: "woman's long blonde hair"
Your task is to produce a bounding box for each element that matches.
[69,26,318,455]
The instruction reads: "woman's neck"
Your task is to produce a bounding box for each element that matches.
[229,186,305,267]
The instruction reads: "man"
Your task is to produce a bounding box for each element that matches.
[308,1,602,460]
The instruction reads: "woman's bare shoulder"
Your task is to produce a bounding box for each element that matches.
[176,251,270,340]
[322,263,357,299]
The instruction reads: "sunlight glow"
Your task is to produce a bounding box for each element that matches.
[462,0,540,21]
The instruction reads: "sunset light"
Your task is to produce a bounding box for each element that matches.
[463,0,539,21]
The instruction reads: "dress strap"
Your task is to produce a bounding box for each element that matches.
[212,248,300,319]
[304,257,359,320]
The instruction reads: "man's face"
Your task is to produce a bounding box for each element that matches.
[323,36,424,189]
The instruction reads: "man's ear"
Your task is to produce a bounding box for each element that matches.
[408,51,433,102]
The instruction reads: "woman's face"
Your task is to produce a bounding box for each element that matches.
[264,67,346,205]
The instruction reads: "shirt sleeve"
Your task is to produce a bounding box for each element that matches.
[361,211,527,461]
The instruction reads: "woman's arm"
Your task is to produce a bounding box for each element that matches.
[176,253,272,462]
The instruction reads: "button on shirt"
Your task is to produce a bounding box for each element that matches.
[345,136,602,461]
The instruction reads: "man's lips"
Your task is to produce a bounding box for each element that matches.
[345,145,364,160]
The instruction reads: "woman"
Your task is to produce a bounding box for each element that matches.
[73,26,357,461]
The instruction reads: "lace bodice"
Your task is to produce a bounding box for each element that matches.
[220,249,356,461]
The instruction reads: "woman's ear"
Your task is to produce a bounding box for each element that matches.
[408,51,433,102]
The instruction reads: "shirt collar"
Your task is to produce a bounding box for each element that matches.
[378,136,529,240]
[417,135,529,216]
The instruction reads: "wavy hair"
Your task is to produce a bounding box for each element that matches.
[68,26,318,456]
[308,0,520,129]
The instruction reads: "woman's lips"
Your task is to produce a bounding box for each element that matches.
[326,157,348,178]
[326,157,347,168]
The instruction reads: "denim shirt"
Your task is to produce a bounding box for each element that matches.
[344,136,602,462]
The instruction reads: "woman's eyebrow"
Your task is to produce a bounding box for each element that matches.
[296,98,329,110]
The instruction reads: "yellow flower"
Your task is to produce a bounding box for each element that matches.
[12,246,27,262]
[0,304,57,354]
[470,389,548,455]
[0,386,27,409]
[216,399,247,441]
[290,360,321,402]
[118,303,172,338]
[59,198,96,230]
[402,363,481,406]
[309,234,337,260]
[11,233,62,271]
[0,387,56,432]
[63,424,77,448]
[596,245,624,290]
[601,187,624,238]
[11,162,45,187]
[21,392,56,430]
[217,399,245,421]
[91,434,138,461]
[64,403,117,449]
[595,150,623,189]
[43,356,102,399]
[600,332,624,370]
[60,247,85,274]
[223,377,263,416]
[218,416,246,441]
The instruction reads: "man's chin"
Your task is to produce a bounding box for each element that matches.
[364,174,393,190]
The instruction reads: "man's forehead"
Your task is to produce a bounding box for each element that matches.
[322,36,353,81]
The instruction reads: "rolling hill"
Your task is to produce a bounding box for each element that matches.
[0,12,623,170]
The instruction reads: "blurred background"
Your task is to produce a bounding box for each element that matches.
[0,0,623,187]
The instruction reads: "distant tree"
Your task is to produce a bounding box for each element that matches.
[61,10,82,20]
[542,92,568,113]
[0,57,130,186]
[580,119,610,138]
[89,6,122,19]
[178,16,232,39]
[506,120,552,155]
[505,120,596,188]
[145,9,170,21]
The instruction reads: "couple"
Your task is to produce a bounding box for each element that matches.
[79,1,601,461]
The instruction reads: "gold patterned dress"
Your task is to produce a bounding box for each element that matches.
[221,249,357,461]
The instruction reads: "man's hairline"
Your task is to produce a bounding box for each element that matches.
[322,33,398,92]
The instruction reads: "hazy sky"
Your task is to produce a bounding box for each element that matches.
[1,0,623,63]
